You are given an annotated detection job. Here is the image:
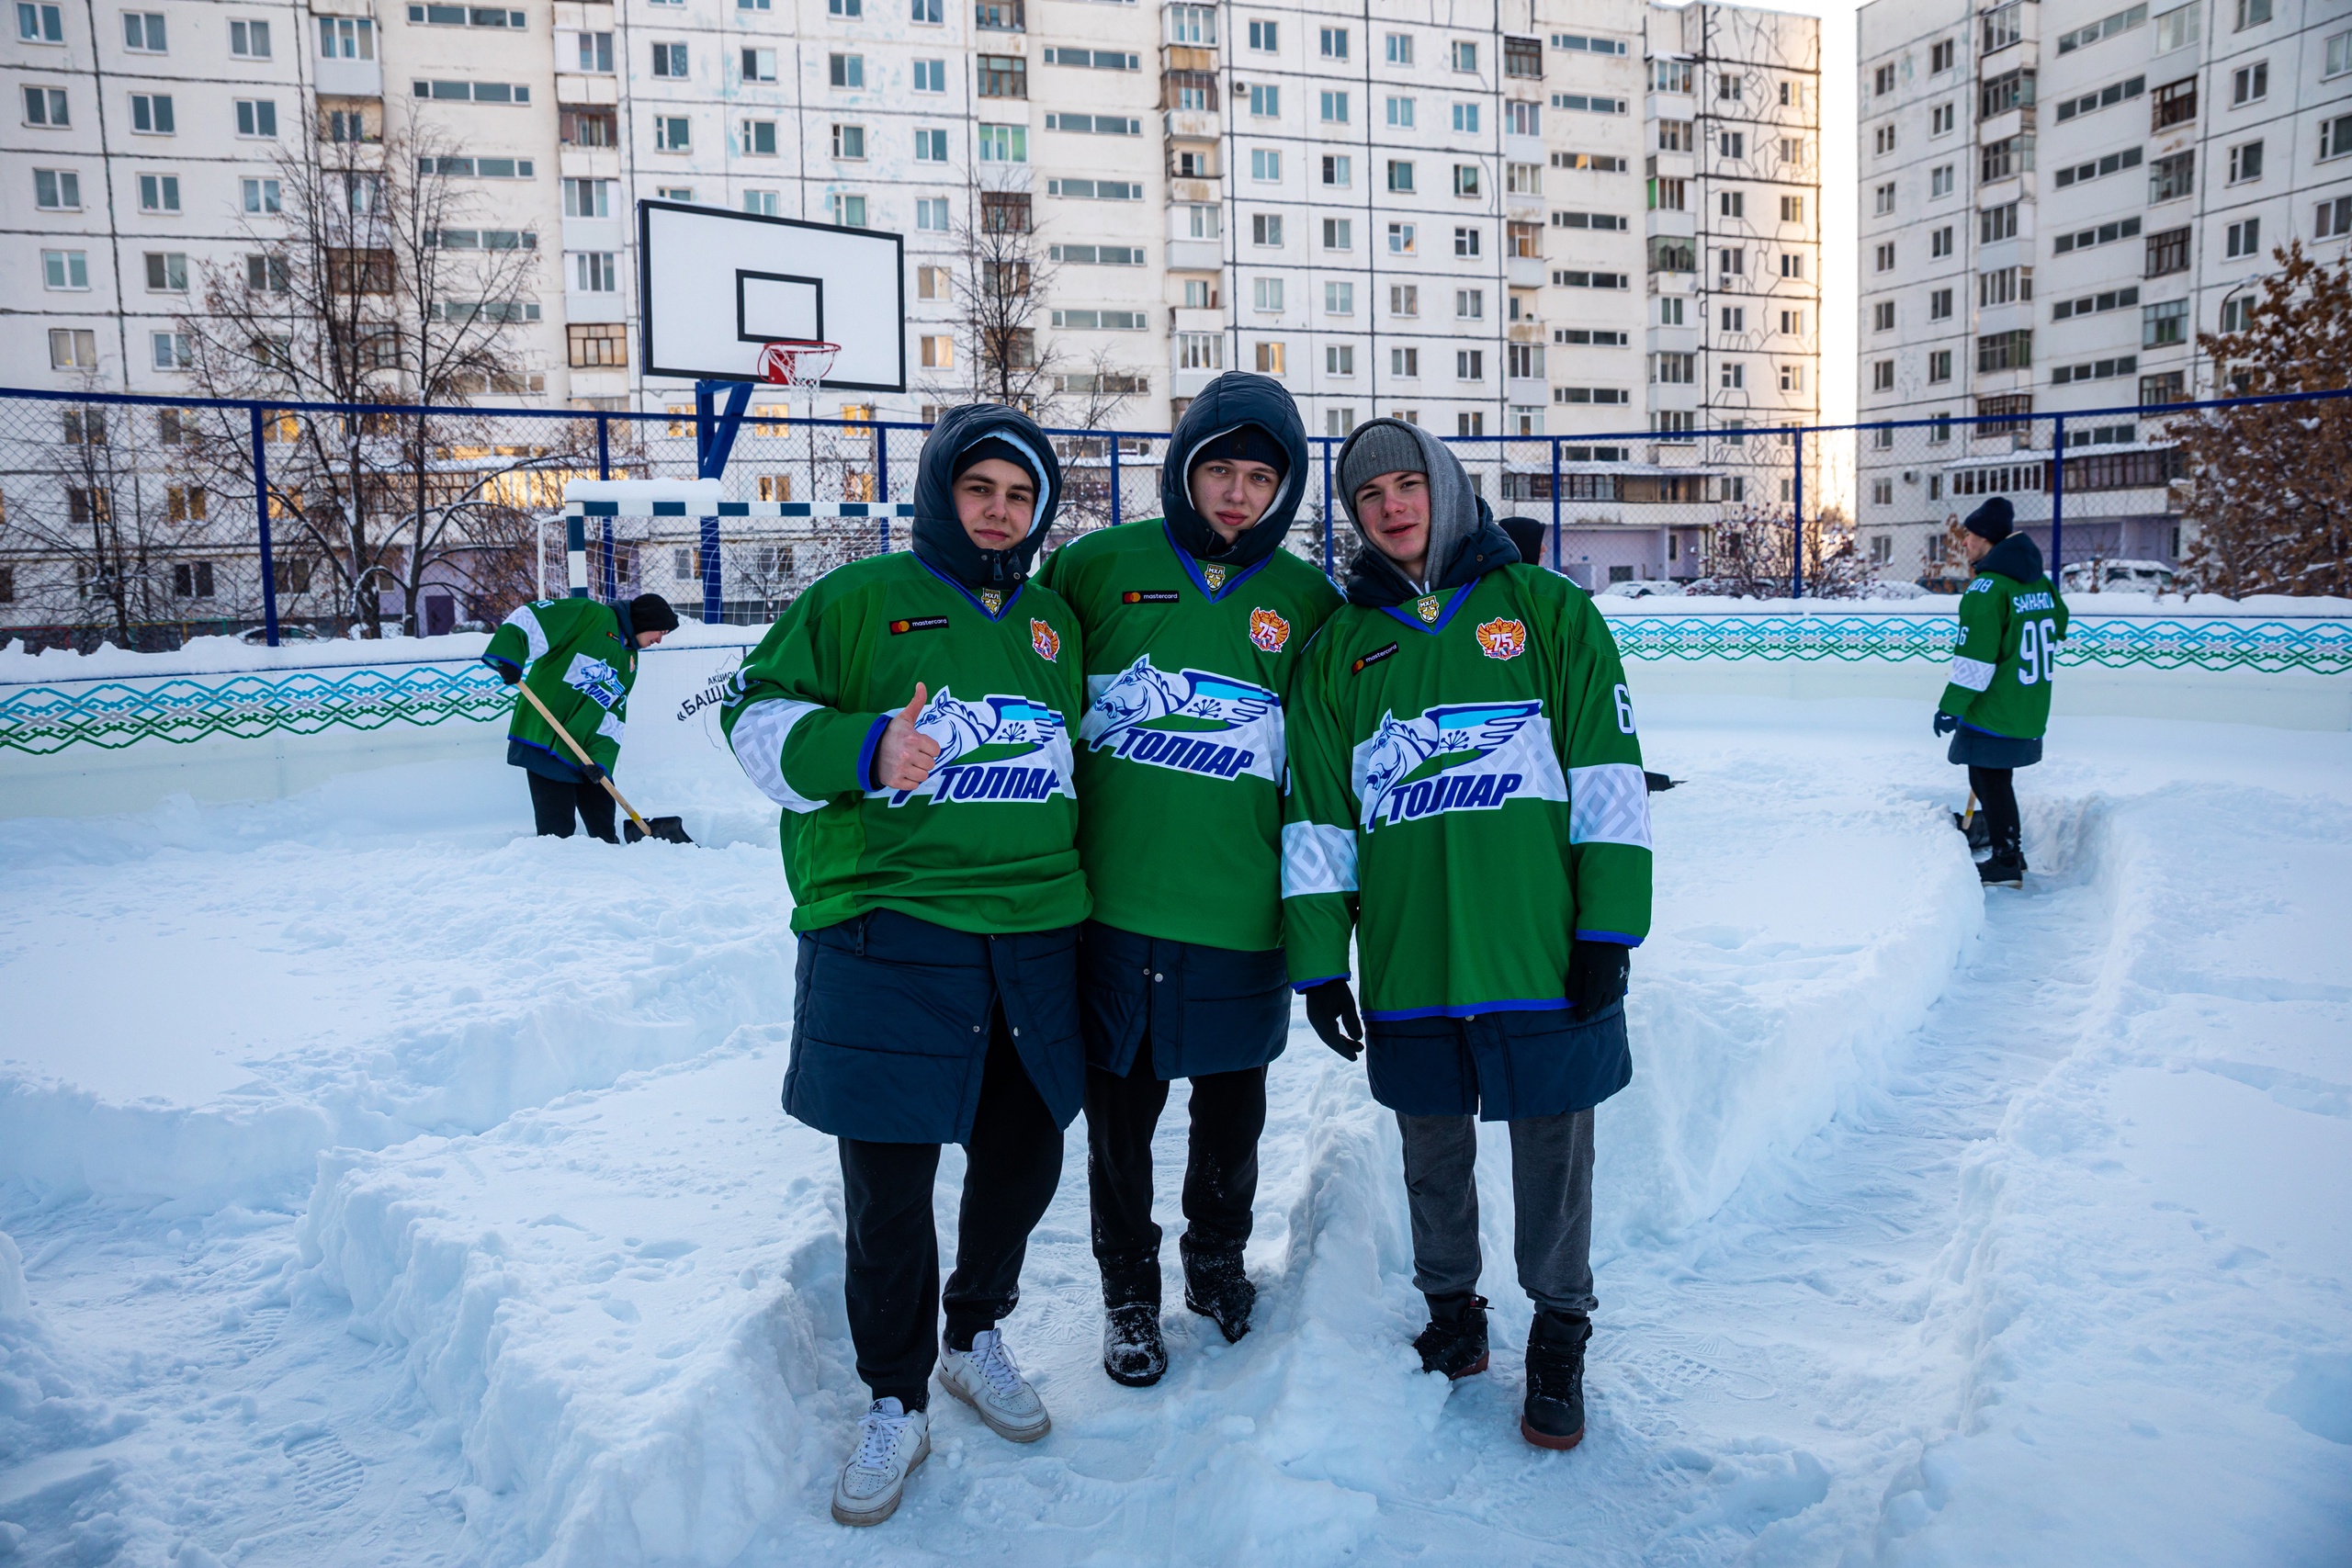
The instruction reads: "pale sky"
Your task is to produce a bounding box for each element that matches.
[1770,0,1867,428]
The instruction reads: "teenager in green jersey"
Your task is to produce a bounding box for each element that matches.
[1036,373,1341,1386]
[1935,495,2069,887]
[1282,419,1653,1452]
[482,592,677,840]
[720,405,1089,1527]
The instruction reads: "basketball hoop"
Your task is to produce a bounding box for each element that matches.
[758,339,840,396]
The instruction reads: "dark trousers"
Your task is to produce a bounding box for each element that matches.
[1398,1108,1597,1317]
[1968,764,2022,860]
[837,1014,1065,1410]
[527,770,617,842]
[1084,1047,1267,1303]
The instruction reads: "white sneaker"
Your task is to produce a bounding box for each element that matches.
[937,1328,1052,1443]
[831,1397,930,1527]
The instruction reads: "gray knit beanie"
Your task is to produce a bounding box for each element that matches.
[1337,420,1428,503]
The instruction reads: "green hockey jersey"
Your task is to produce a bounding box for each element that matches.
[484,597,639,773]
[1036,519,1342,952]
[1937,548,2071,739]
[719,549,1091,937]
[1282,566,1653,1020]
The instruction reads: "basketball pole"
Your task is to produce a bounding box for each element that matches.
[693,379,753,625]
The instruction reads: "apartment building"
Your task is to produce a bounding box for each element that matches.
[7,0,1817,581]
[1855,0,2352,578]
[7,0,570,394]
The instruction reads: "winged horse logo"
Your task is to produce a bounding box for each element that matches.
[887,687,1070,805]
[1354,700,1544,829]
[1083,655,1279,752]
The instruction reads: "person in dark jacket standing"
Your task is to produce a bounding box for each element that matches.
[1283,420,1652,1452]
[720,405,1090,1527]
[483,592,678,840]
[1934,496,2069,887]
[1036,373,1340,1385]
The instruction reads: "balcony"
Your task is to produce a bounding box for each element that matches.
[1166,238,1222,271]
[315,55,382,98]
[1164,108,1220,141]
[1508,255,1545,288]
[974,0,1022,32]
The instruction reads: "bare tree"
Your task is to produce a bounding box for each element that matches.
[942,181,1063,415]
[1695,505,1876,598]
[173,116,585,636]
[2170,240,2352,598]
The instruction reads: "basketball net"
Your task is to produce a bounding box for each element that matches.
[757,340,839,403]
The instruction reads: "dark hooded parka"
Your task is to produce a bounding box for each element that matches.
[1037,373,1342,1078]
[1282,420,1652,1120]
[720,403,1092,1143]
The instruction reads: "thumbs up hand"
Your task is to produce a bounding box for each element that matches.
[873,682,942,791]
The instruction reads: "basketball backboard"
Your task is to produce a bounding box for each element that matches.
[637,202,906,391]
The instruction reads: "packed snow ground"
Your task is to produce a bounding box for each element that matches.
[3,696,2347,1567]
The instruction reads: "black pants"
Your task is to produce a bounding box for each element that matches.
[1084,1048,1267,1304]
[1968,764,2022,860]
[837,1015,1065,1410]
[527,770,617,842]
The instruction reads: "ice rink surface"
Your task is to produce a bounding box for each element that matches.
[2,695,2347,1567]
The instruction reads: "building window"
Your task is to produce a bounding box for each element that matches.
[1320,26,1347,58]
[50,328,98,368]
[1390,285,1418,317]
[743,189,779,215]
[1452,39,1476,71]
[1252,147,1281,181]
[1453,102,1480,133]
[2227,140,2263,182]
[2232,61,2268,104]
[122,10,165,51]
[1871,359,1894,391]
[569,323,628,368]
[1455,288,1484,320]
[978,123,1025,161]
[41,248,87,289]
[2142,299,2188,345]
[1975,329,2031,372]
[1453,164,1480,197]
[1387,161,1414,194]
[1456,349,1484,380]
[1253,341,1285,375]
[1391,346,1419,377]
[1249,84,1279,117]
[143,251,188,291]
[1326,280,1353,314]
[1251,213,1283,247]
[1252,276,1283,311]
[1454,228,1481,257]
[146,173,186,212]
[2150,151,2195,199]
[18,1,62,40]
[1386,32,1413,64]
[655,116,690,151]
[2225,217,2261,257]
[831,123,865,159]
[574,252,617,291]
[1322,217,1352,251]
[1327,344,1354,375]
[977,54,1023,96]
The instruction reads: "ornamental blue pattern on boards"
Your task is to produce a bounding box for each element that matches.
[2,616,2346,756]
[0,661,513,755]
[1606,615,2352,675]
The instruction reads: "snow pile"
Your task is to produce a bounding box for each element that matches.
[0,752,794,1210]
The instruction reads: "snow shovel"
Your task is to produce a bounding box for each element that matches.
[511,682,694,845]
[1951,792,1992,852]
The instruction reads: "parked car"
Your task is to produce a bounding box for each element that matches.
[2058,559,2177,594]
[1859,580,1931,600]
[1594,579,1687,599]
[236,624,325,645]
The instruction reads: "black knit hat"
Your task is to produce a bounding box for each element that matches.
[952,434,1043,491]
[1188,424,1290,482]
[1963,496,2015,542]
[628,592,680,634]
[1498,515,1544,566]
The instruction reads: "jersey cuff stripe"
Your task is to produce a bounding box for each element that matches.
[854,712,891,792]
[1567,762,1653,849]
[1948,654,1996,692]
[729,698,829,813]
[1574,929,1643,947]
[1291,973,1349,993]
[1281,822,1359,897]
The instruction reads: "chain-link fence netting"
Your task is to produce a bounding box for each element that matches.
[3,388,2345,650]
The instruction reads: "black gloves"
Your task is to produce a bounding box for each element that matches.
[580,761,607,784]
[1303,979,1363,1061]
[1566,941,1630,1022]
[1933,711,1959,737]
[496,665,520,685]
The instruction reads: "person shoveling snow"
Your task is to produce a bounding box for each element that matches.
[483,592,678,841]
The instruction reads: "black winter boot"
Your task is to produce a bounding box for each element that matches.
[1521,1310,1590,1450]
[1102,1302,1168,1386]
[1180,1242,1255,1343]
[1411,1292,1490,1379]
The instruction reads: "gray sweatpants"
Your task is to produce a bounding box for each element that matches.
[1396,1108,1596,1317]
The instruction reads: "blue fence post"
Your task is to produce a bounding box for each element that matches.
[1791,428,1804,600]
[1320,438,1334,576]
[2049,413,2066,575]
[1110,436,1123,528]
[596,414,610,480]
[250,405,280,648]
[1549,436,1563,570]
[874,421,889,555]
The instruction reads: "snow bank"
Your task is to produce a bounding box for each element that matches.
[0,621,762,682]
[0,753,797,1209]
[1875,785,2352,1565]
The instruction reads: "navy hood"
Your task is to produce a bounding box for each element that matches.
[1977,531,2045,585]
[1160,372,1310,571]
[1334,420,1520,608]
[910,402,1064,592]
